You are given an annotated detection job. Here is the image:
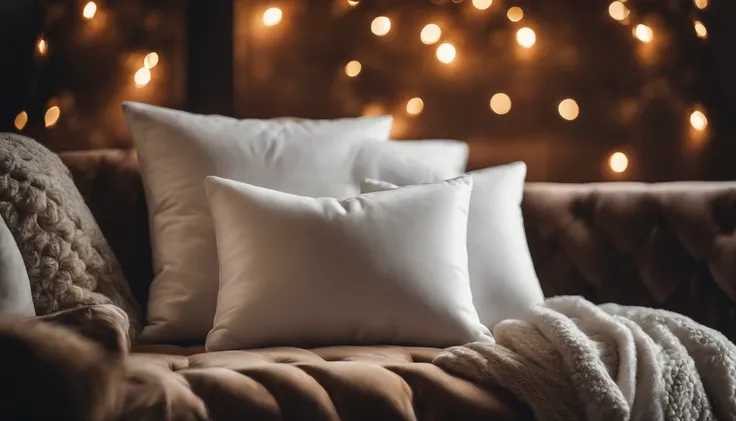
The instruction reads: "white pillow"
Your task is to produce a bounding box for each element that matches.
[204,175,492,350]
[122,101,469,343]
[362,162,544,328]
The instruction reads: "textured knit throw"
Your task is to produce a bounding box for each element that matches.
[434,296,736,421]
[0,133,141,338]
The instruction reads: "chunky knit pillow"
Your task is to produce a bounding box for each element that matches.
[0,133,141,338]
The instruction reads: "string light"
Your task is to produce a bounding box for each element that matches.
[345,60,362,77]
[634,24,653,43]
[347,0,359,6]
[144,52,159,69]
[507,7,524,22]
[420,24,442,45]
[37,38,47,55]
[690,110,708,131]
[263,7,283,26]
[14,111,28,131]
[436,43,456,64]
[406,97,424,116]
[44,106,60,128]
[134,67,151,87]
[694,0,708,10]
[608,1,630,21]
[558,99,579,121]
[516,27,536,48]
[490,93,512,115]
[82,2,97,20]
[472,0,493,11]
[693,21,707,39]
[609,152,628,173]
[371,16,391,36]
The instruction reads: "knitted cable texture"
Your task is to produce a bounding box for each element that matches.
[0,133,141,338]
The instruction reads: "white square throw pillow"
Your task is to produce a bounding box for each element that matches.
[362,162,544,328]
[123,102,468,343]
[204,175,492,351]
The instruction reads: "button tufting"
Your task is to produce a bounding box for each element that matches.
[571,198,594,221]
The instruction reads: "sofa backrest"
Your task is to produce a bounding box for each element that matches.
[59,149,736,341]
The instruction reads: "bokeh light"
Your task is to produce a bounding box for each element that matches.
[608,2,629,21]
[472,0,493,11]
[558,99,579,121]
[436,43,456,64]
[371,16,391,36]
[44,106,60,128]
[694,21,707,39]
[37,38,47,55]
[347,0,359,6]
[144,52,159,69]
[262,7,283,26]
[634,24,653,43]
[406,97,424,116]
[507,7,523,22]
[694,0,708,10]
[14,111,28,131]
[609,152,629,173]
[489,93,512,115]
[82,2,97,20]
[135,67,151,87]
[345,60,362,77]
[690,110,708,131]
[516,27,536,48]
[421,24,442,45]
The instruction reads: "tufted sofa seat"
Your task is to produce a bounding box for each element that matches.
[57,149,736,420]
[130,344,532,420]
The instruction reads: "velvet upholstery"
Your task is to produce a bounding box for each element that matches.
[58,148,736,421]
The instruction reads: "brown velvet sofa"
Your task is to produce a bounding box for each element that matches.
[58,148,736,421]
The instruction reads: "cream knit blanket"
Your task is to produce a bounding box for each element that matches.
[434,296,736,421]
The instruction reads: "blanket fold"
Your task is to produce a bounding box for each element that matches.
[434,296,736,421]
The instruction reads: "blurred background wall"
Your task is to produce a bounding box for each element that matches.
[1,0,734,182]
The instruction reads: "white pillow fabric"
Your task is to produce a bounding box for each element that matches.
[204,175,492,350]
[123,101,469,343]
[362,162,544,328]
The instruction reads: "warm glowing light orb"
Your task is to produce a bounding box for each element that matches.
[135,67,152,87]
[694,0,708,10]
[472,0,493,10]
[558,99,579,121]
[82,2,97,19]
[609,152,628,173]
[262,7,283,26]
[371,16,391,36]
[507,7,523,22]
[690,110,708,131]
[347,0,359,6]
[345,60,362,77]
[420,24,442,45]
[406,97,424,116]
[634,24,653,43]
[44,106,60,128]
[608,2,629,21]
[144,52,159,69]
[37,38,47,55]
[14,111,28,131]
[436,43,456,64]
[694,21,708,39]
[516,27,536,48]
[490,93,512,115]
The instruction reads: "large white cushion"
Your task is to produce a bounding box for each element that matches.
[362,162,544,328]
[204,175,492,350]
[123,102,468,342]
